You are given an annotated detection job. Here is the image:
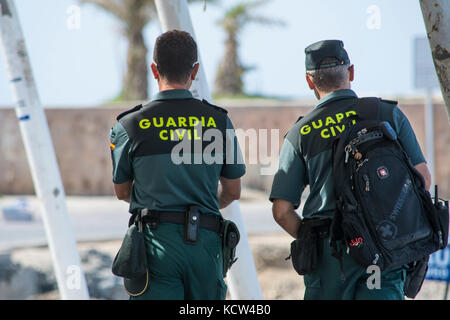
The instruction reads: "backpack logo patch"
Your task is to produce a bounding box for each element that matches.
[377,166,389,179]
[377,220,398,240]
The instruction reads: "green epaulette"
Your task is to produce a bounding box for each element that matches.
[202,99,228,114]
[116,104,143,121]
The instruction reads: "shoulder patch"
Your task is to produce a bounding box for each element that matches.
[202,99,228,114]
[380,99,398,105]
[116,104,143,121]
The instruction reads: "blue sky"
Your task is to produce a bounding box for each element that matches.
[0,0,436,106]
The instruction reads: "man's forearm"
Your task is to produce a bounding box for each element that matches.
[217,178,241,209]
[219,196,234,209]
[114,180,132,203]
[272,199,302,238]
[218,184,235,209]
[275,210,302,238]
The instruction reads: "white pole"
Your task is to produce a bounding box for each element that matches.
[425,90,435,194]
[154,0,263,300]
[0,0,89,299]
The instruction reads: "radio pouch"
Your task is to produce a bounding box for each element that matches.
[185,206,200,244]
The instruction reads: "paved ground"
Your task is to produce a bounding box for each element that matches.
[0,195,286,251]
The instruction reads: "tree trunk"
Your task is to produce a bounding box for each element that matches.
[214,31,243,96]
[419,0,450,121]
[122,28,148,101]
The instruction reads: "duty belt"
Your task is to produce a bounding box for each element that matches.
[138,208,223,235]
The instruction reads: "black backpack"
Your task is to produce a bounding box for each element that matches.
[330,98,448,275]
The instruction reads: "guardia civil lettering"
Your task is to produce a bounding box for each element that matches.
[300,110,357,138]
[139,116,217,141]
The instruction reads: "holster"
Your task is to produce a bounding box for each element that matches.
[112,211,147,278]
[112,210,149,297]
[289,219,331,276]
[221,219,240,278]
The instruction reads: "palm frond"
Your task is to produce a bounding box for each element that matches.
[218,0,283,33]
[246,15,286,27]
[79,0,157,26]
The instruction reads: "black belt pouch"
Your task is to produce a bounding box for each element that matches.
[404,256,429,299]
[290,219,329,275]
[112,220,147,279]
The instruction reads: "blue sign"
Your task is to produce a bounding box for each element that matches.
[426,245,450,282]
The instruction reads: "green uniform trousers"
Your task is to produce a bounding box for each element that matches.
[130,223,227,300]
[303,238,406,300]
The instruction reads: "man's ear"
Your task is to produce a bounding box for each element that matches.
[306,73,315,90]
[348,64,354,82]
[191,63,200,80]
[151,62,159,80]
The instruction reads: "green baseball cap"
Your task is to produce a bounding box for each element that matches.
[305,40,350,71]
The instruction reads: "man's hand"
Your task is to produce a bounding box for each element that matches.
[272,198,302,239]
[114,180,132,203]
[218,176,241,209]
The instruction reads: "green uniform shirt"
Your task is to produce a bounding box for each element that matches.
[269,89,425,219]
[110,89,245,216]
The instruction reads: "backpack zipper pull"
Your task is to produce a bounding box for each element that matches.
[345,145,351,163]
[363,174,370,192]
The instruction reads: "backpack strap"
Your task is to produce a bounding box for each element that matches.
[356,97,381,121]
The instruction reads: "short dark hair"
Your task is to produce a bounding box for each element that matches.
[153,30,198,84]
[307,57,350,92]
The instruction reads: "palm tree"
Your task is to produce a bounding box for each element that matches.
[214,0,283,96]
[80,0,216,101]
